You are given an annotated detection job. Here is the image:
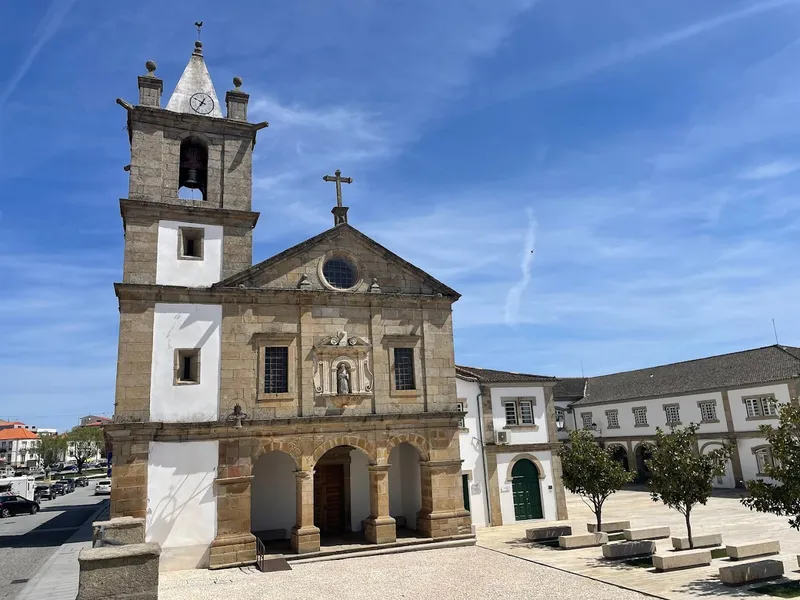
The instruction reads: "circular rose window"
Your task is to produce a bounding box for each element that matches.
[322,257,357,289]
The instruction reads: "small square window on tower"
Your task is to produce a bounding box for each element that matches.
[178,227,204,260]
[174,349,200,384]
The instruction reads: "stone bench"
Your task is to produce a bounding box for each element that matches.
[671,533,722,550]
[527,524,572,542]
[727,540,780,560]
[587,520,631,533]
[78,542,161,600]
[652,548,712,572]
[559,532,608,549]
[623,526,670,541]
[719,559,784,586]
[602,540,655,559]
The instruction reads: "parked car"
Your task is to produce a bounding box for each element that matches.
[56,479,75,493]
[51,482,67,496]
[60,466,78,474]
[0,494,40,517]
[35,484,53,501]
[75,477,89,487]
[94,480,111,495]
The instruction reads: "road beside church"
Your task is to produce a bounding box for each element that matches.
[0,486,106,600]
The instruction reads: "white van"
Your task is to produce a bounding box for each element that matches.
[0,476,36,501]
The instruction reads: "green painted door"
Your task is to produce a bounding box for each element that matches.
[511,459,543,520]
[462,474,470,512]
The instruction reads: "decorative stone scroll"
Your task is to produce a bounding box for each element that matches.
[312,331,373,407]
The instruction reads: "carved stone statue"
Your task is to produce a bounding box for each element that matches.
[336,363,350,395]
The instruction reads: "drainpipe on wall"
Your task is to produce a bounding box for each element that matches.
[475,391,493,526]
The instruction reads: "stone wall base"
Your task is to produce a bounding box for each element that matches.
[77,542,161,600]
[208,533,256,569]
[417,510,472,538]
[364,516,397,544]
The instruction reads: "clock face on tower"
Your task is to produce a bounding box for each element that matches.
[189,92,214,115]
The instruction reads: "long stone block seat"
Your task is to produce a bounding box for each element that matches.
[719,559,784,586]
[623,526,670,541]
[587,520,631,533]
[671,534,722,550]
[78,542,161,600]
[602,540,655,559]
[527,524,572,541]
[652,548,712,572]
[559,532,608,549]
[727,540,780,560]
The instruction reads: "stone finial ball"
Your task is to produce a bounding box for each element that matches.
[195,40,203,49]
[145,60,157,74]
[233,76,243,89]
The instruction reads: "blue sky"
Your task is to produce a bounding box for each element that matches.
[2,1,800,432]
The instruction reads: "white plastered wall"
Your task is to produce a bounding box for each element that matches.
[699,438,736,488]
[455,377,488,528]
[490,385,549,445]
[156,220,223,287]
[250,451,296,538]
[147,441,218,570]
[738,437,774,484]
[388,443,422,530]
[150,303,221,422]
[728,383,791,432]
[496,450,557,524]
[350,450,370,532]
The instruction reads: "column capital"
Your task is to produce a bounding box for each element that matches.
[294,469,314,480]
[419,459,463,470]
[368,464,391,473]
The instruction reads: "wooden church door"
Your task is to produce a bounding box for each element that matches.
[511,459,543,520]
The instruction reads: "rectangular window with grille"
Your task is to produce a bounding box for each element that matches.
[581,412,593,429]
[699,401,717,422]
[633,407,648,426]
[264,347,289,393]
[393,348,416,390]
[664,404,680,424]
[745,395,778,418]
[606,410,619,428]
[519,400,534,425]
[504,401,518,426]
[456,401,465,428]
[755,448,774,475]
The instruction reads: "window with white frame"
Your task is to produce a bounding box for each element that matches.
[633,407,648,426]
[456,401,466,428]
[744,395,778,419]
[754,447,774,475]
[503,399,535,426]
[581,412,593,429]
[699,400,717,422]
[664,404,681,425]
[606,410,619,429]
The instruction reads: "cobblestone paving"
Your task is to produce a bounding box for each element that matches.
[160,545,650,600]
[477,488,800,599]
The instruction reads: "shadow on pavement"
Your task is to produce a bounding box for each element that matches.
[0,499,107,548]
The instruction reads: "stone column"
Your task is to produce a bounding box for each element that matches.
[721,390,745,487]
[484,450,503,526]
[208,475,256,569]
[109,441,148,520]
[364,465,396,544]
[290,470,320,553]
[417,460,471,538]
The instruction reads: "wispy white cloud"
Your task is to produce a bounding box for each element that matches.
[504,209,537,326]
[0,0,76,109]
[739,159,800,180]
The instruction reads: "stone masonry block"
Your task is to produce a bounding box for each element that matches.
[93,517,146,547]
[527,525,571,541]
[602,540,656,559]
[587,520,630,533]
[623,526,670,541]
[559,532,608,549]
[671,533,722,550]
[77,542,160,600]
[727,540,780,560]
[652,548,712,572]
[719,559,784,585]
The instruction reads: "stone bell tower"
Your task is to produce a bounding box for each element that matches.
[116,40,267,288]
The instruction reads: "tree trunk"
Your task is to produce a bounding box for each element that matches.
[685,508,693,549]
[595,501,602,530]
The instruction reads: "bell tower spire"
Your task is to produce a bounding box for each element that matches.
[165,28,222,118]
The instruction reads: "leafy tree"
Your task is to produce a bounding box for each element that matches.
[67,426,105,474]
[37,435,68,473]
[559,429,634,529]
[647,424,731,549]
[742,402,800,529]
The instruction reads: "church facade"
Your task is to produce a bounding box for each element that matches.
[108,40,470,570]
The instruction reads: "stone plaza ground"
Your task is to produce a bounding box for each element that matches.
[478,487,800,599]
[158,487,800,599]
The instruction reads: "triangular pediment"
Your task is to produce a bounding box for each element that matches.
[214,224,459,298]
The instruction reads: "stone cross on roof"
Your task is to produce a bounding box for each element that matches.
[323,169,352,208]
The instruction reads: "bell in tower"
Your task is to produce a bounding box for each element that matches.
[178,138,208,200]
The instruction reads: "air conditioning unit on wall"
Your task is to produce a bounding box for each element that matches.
[495,431,509,444]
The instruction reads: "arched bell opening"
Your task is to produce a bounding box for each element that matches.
[178,137,208,200]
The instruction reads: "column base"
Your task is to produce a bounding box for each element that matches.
[291,525,320,554]
[417,510,472,538]
[208,533,256,569]
[364,516,396,544]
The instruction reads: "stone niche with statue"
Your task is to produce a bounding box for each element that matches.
[312,331,373,409]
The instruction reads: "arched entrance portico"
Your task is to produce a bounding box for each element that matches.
[250,450,296,545]
[388,442,422,532]
[313,445,371,539]
[634,444,652,483]
[510,459,543,521]
[609,445,629,471]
